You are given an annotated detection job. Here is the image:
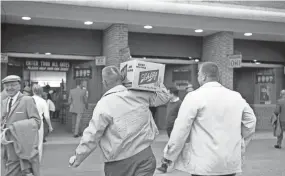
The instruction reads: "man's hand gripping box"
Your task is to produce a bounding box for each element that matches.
[120,60,165,92]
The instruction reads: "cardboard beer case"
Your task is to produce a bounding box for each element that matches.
[120,60,165,92]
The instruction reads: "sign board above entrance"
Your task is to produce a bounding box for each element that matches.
[95,56,106,66]
[25,60,70,71]
[228,54,242,68]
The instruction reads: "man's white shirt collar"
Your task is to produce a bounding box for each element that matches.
[7,91,20,111]
[9,91,20,103]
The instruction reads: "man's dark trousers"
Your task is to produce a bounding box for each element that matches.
[277,121,285,147]
[104,146,156,176]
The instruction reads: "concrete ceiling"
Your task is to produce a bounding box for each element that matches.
[199,1,285,10]
[1,1,285,42]
[2,15,111,30]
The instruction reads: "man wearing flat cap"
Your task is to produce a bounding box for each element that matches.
[1,75,41,176]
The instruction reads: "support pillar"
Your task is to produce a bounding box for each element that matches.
[103,24,130,67]
[202,32,234,89]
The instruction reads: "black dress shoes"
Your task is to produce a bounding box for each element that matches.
[23,168,33,176]
[73,135,80,138]
[274,145,281,149]
[157,163,168,173]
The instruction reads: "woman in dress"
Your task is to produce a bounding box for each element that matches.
[32,84,53,161]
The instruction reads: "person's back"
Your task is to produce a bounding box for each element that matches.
[95,86,161,161]
[162,62,256,176]
[277,97,285,122]
[33,96,45,119]
[70,66,170,176]
[69,87,86,113]
[186,83,250,174]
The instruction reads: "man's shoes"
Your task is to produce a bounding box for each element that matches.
[73,134,80,138]
[156,163,168,173]
[23,168,33,176]
[274,145,281,149]
[25,174,34,176]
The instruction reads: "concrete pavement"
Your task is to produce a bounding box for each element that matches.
[41,139,285,176]
[46,121,275,145]
[41,122,285,176]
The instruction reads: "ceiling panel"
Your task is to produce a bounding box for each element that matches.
[1,1,285,42]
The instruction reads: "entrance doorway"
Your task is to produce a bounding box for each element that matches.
[30,71,66,88]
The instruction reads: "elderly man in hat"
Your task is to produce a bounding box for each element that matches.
[1,75,41,176]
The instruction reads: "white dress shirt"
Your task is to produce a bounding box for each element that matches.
[6,91,20,112]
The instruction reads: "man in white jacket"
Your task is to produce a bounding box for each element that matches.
[69,66,170,176]
[162,62,257,176]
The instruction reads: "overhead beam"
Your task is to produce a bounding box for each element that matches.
[7,53,95,60]
[43,0,285,23]
[2,1,285,36]
[131,58,197,65]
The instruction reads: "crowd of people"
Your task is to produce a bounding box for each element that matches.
[68,62,258,176]
[1,62,284,176]
[0,77,63,176]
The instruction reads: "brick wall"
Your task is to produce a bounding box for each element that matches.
[202,32,234,89]
[103,24,129,67]
[120,47,131,62]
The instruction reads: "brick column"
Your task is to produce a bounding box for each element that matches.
[103,24,130,67]
[202,32,234,89]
